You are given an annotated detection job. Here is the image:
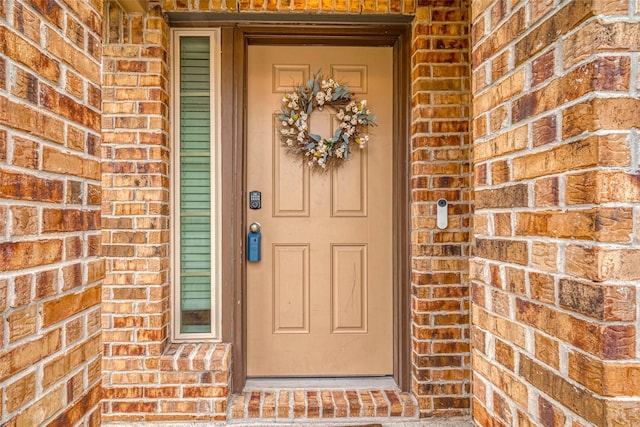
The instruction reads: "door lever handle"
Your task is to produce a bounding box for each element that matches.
[248,222,261,262]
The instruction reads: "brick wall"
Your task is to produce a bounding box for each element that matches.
[102,0,473,423]
[0,0,103,426]
[471,1,640,425]
[101,1,178,422]
[161,0,416,13]
[101,2,237,422]
[411,0,472,418]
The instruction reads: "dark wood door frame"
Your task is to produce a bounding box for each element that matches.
[217,21,412,393]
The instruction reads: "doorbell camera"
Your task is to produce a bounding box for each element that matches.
[436,198,448,229]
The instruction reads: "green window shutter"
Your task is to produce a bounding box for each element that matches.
[178,36,212,333]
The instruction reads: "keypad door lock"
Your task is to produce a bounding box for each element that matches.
[249,191,261,209]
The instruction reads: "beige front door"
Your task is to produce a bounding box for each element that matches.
[246,45,393,376]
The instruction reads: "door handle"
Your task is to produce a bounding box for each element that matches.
[247,222,261,262]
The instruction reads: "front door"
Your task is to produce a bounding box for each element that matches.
[246,45,393,376]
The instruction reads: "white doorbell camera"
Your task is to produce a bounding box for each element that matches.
[437,198,448,229]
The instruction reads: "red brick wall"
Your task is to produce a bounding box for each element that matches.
[0,0,103,425]
[471,1,640,425]
[411,0,472,417]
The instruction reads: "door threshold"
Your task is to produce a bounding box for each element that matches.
[244,376,397,391]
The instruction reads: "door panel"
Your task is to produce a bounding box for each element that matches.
[273,126,310,217]
[272,244,310,333]
[247,45,393,376]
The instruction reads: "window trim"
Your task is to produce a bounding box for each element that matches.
[170,29,222,341]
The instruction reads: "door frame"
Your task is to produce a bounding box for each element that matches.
[221,21,412,392]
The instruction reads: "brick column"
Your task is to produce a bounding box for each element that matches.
[410,0,472,417]
[471,1,640,425]
[101,0,172,421]
[0,0,103,425]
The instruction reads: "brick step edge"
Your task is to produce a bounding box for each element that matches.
[229,389,419,422]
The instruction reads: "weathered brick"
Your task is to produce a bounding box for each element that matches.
[532,115,556,147]
[529,271,555,305]
[534,332,559,370]
[10,205,37,236]
[494,338,514,372]
[472,306,526,349]
[566,170,640,205]
[473,351,528,408]
[42,146,100,180]
[473,68,525,117]
[45,27,100,84]
[520,355,604,425]
[569,352,640,397]
[0,240,63,271]
[514,138,587,179]
[43,335,100,389]
[6,385,65,427]
[604,400,640,427]
[514,0,592,66]
[0,279,8,312]
[533,177,559,207]
[538,395,566,427]
[40,83,100,130]
[566,245,640,282]
[0,129,6,160]
[563,98,640,138]
[0,26,60,82]
[516,298,635,359]
[474,238,528,265]
[559,278,635,321]
[513,57,630,123]
[0,97,65,145]
[6,371,36,413]
[531,241,557,272]
[564,20,640,69]
[474,124,527,162]
[12,274,32,308]
[42,285,101,327]
[515,208,633,242]
[47,383,101,427]
[472,7,526,66]
[475,184,527,210]
[8,305,37,342]
[10,67,39,103]
[0,329,61,383]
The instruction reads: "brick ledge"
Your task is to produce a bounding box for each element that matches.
[103,342,232,423]
[160,342,231,372]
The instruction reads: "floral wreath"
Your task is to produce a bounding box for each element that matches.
[277,70,376,169]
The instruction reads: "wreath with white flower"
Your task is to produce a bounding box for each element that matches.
[277,70,376,169]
